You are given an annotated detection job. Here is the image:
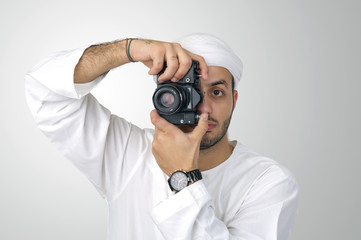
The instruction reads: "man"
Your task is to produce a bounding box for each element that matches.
[25,33,298,239]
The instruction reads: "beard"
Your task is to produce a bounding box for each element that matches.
[200,113,233,150]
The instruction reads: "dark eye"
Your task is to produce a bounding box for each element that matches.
[212,89,224,97]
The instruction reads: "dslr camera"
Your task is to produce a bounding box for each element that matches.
[152,61,203,125]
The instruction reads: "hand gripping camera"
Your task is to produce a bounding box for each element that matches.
[152,61,203,125]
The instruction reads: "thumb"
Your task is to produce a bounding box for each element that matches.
[191,113,208,140]
[150,109,178,133]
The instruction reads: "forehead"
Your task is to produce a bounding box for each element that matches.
[201,66,233,88]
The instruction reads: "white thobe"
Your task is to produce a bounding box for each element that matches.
[25,47,299,240]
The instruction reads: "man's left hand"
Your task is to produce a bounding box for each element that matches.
[150,110,208,176]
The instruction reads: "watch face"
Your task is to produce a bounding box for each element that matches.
[170,171,189,191]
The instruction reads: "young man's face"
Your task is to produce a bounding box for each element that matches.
[179,66,238,150]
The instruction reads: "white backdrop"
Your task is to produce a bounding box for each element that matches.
[1,0,360,239]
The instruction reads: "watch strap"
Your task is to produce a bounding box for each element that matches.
[186,169,202,183]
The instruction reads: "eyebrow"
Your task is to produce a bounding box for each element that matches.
[209,79,229,89]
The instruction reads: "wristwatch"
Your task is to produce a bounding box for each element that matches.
[168,169,202,192]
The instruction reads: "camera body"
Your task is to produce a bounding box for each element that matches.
[152,61,203,125]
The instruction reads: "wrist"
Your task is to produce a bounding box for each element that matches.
[168,165,198,177]
[127,38,144,63]
[111,39,129,66]
[125,38,138,62]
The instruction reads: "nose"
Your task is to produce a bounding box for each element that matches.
[197,94,212,114]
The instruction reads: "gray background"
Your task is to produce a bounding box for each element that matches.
[1,0,360,239]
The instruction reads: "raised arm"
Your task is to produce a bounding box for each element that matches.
[25,38,208,198]
[74,39,208,84]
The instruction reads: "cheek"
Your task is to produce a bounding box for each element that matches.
[207,93,235,118]
[215,102,233,119]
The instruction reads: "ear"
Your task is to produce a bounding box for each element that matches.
[232,90,238,109]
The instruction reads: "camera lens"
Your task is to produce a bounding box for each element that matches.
[153,84,185,115]
[160,92,175,108]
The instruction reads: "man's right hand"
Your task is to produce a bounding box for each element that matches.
[74,38,208,84]
[130,39,208,82]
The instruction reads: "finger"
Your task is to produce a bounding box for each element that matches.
[191,112,209,140]
[148,51,165,76]
[172,50,193,82]
[158,52,179,82]
[187,52,208,80]
[150,109,177,133]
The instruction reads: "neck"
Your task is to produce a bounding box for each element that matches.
[197,133,235,171]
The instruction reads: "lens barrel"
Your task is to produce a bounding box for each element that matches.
[153,84,185,115]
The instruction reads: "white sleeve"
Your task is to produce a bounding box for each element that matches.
[150,165,299,240]
[24,47,150,199]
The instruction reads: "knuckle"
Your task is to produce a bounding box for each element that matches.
[165,63,178,74]
[153,134,161,144]
[154,47,166,57]
[154,59,163,66]
[150,116,155,124]
[169,55,178,61]
[181,57,192,66]
[173,42,182,49]
[197,55,206,63]
[151,147,158,156]
[157,134,166,143]
[174,72,183,79]
[167,56,178,64]
[174,71,186,80]
[188,135,196,142]
[165,42,174,49]
[151,117,160,126]
[152,141,159,151]
[153,61,164,70]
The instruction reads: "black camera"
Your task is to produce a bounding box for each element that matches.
[152,61,203,125]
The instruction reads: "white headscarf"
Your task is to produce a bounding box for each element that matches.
[176,33,243,89]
